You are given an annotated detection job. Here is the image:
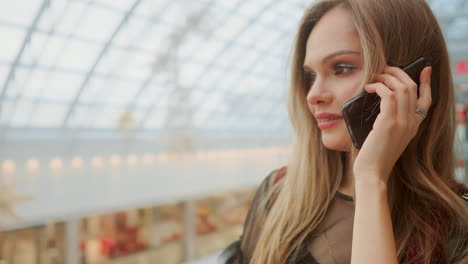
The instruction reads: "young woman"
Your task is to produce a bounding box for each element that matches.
[223,0,468,263]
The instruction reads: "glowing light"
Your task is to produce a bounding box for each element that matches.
[91,156,103,168]
[71,156,84,169]
[127,154,138,167]
[2,160,16,174]
[109,155,121,167]
[156,153,169,164]
[26,158,40,173]
[142,153,155,165]
[50,157,63,171]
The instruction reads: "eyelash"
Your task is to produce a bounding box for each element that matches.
[333,63,356,74]
[304,63,357,84]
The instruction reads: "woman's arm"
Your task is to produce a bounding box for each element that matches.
[351,65,433,263]
[351,178,398,264]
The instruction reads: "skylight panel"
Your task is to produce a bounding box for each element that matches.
[28,102,68,127]
[36,34,69,66]
[54,40,101,71]
[54,1,90,35]
[0,25,26,62]
[112,16,148,47]
[96,79,141,106]
[73,6,122,42]
[89,106,135,129]
[213,14,250,39]
[179,61,206,88]
[119,51,153,80]
[134,0,171,17]
[95,47,129,76]
[79,77,114,104]
[238,0,273,17]
[39,72,83,102]
[5,100,34,127]
[134,82,165,107]
[0,66,9,89]
[142,107,167,130]
[67,104,99,128]
[37,0,70,32]
[0,0,42,26]
[95,0,136,10]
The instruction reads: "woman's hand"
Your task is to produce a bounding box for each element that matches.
[352,65,433,185]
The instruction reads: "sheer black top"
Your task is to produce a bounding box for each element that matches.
[222,167,468,264]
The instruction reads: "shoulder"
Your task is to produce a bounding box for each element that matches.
[220,166,288,263]
[273,166,288,185]
[264,166,287,190]
[259,166,287,211]
[244,166,288,215]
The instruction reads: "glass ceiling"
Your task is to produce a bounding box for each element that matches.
[0,0,466,134]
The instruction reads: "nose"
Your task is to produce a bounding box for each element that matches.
[306,79,333,106]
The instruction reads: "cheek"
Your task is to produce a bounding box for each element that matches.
[338,77,363,103]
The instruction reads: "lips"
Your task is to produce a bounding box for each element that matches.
[317,116,342,122]
[315,113,343,129]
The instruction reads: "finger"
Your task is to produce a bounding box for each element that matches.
[374,73,409,123]
[366,83,397,118]
[384,66,418,113]
[364,82,377,93]
[384,66,417,87]
[417,66,432,111]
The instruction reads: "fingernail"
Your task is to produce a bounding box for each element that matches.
[427,66,432,83]
[423,66,432,83]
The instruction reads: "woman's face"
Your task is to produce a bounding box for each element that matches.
[303,6,364,152]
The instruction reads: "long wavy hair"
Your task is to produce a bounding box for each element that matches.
[250,0,468,263]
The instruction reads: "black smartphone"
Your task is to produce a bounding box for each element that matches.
[342,57,434,149]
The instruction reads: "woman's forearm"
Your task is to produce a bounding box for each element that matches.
[351,177,398,264]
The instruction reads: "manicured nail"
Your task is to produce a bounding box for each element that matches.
[427,66,432,83]
[423,66,432,83]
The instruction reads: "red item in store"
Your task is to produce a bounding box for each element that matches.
[456,60,468,75]
[100,238,116,257]
[79,241,85,252]
[457,105,467,125]
[115,227,147,255]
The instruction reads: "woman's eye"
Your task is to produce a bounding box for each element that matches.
[334,64,356,74]
[304,72,316,83]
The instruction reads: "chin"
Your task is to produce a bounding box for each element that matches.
[321,134,351,152]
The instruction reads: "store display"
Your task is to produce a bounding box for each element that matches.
[195,189,255,257]
[80,210,150,264]
[0,223,64,264]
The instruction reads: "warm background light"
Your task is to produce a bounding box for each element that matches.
[109,155,122,167]
[26,158,40,173]
[2,160,16,174]
[91,156,104,169]
[50,157,63,171]
[142,153,155,165]
[127,154,138,167]
[71,156,84,169]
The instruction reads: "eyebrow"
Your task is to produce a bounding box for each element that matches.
[303,50,361,71]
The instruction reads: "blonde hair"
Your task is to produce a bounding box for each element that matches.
[250,0,468,263]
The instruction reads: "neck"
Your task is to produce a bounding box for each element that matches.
[338,152,355,197]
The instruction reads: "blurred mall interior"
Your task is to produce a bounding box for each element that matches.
[0,0,467,263]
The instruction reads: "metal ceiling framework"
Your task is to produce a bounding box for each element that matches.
[0,0,465,144]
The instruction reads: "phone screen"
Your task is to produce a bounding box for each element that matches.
[342,57,432,149]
